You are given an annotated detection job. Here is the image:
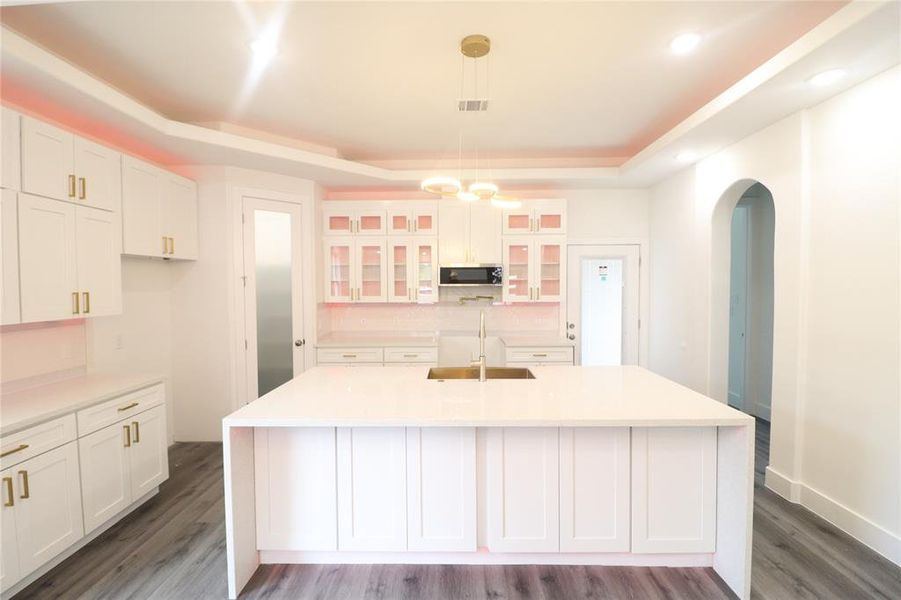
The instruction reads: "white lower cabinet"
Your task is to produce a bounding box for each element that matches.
[406,427,476,552]
[336,427,407,551]
[2,442,83,587]
[254,427,337,551]
[559,427,630,552]
[486,427,559,552]
[631,427,717,553]
[79,405,169,534]
[0,467,20,592]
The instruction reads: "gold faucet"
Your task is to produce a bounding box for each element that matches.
[470,310,487,382]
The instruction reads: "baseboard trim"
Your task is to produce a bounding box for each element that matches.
[2,488,159,599]
[764,467,900,566]
[260,550,713,567]
[799,483,901,566]
[765,466,802,502]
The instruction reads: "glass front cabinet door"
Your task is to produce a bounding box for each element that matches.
[324,237,354,302]
[502,238,533,302]
[535,236,565,302]
[355,239,387,302]
[413,238,438,303]
[388,239,411,302]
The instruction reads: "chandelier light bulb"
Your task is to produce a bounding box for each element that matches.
[457,191,479,202]
[468,181,498,200]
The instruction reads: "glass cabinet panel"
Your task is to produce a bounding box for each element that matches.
[504,240,531,302]
[357,210,386,235]
[537,239,564,302]
[412,208,438,236]
[357,240,386,302]
[389,241,410,302]
[389,212,410,234]
[414,239,437,303]
[323,210,353,235]
[503,209,533,234]
[325,238,353,302]
[535,204,566,234]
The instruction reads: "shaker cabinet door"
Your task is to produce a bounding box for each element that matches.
[73,137,121,212]
[128,405,170,500]
[75,206,122,317]
[20,116,74,203]
[79,422,131,534]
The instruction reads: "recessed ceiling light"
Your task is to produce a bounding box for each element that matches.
[675,150,697,162]
[250,35,278,64]
[670,33,701,55]
[808,69,846,87]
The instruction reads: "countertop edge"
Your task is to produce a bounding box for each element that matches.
[223,417,754,428]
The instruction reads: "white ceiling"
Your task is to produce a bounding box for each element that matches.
[0,0,846,162]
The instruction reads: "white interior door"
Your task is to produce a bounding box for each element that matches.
[243,196,306,401]
[566,244,640,365]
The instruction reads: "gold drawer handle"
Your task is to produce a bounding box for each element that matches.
[18,470,29,499]
[123,425,131,448]
[83,291,91,314]
[72,291,80,315]
[78,177,86,199]
[132,421,140,444]
[118,402,139,412]
[532,353,548,358]
[403,354,418,358]
[68,174,76,198]
[2,477,12,507]
[0,444,29,458]
[342,354,357,358]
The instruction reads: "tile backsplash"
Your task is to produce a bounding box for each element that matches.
[318,300,560,336]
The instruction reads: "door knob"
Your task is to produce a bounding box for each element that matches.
[567,322,575,329]
[294,339,305,347]
[567,333,576,340]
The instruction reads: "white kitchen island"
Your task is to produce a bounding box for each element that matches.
[222,365,755,599]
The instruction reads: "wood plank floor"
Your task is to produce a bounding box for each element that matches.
[14,419,901,599]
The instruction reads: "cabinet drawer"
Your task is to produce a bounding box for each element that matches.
[505,347,573,364]
[76,383,165,437]
[384,347,438,364]
[0,415,76,469]
[317,347,384,364]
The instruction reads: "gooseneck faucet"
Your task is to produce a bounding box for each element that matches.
[471,310,487,382]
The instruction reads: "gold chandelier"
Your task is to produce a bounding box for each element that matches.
[420,35,520,209]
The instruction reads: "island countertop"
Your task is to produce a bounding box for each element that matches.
[224,365,752,428]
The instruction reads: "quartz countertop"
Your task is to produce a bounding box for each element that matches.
[316,332,439,348]
[1,372,165,436]
[500,335,574,347]
[223,365,752,428]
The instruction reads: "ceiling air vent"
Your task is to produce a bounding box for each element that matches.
[458,99,489,112]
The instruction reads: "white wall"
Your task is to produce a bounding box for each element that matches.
[169,166,317,442]
[564,188,649,239]
[648,66,900,563]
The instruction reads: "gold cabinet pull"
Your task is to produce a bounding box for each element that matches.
[532,353,548,358]
[118,402,139,412]
[0,444,29,458]
[342,354,357,358]
[132,421,140,444]
[2,477,12,507]
[407,287,411,301]
[169,237,175,255]
[68,174,76,198]
[72,291,80,314]
[82,291,91,314]
[78,177,86,199]
[162,236,168,255]
[18,470,29,499]
[123,425,131,448]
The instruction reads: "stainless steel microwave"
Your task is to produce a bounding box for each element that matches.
[439,265,503,287]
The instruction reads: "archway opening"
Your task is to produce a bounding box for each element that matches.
[712,179,775,484]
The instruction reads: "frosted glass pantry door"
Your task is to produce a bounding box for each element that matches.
[242,196,306,401]
[355,239,387,302]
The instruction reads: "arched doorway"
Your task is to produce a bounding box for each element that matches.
[711,179,775,482]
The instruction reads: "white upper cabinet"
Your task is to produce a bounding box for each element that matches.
[355,238,387,303]
[20,116,121,212]
[20,116,75,203]
[18,193,121,322]
[322,206,386,236]
[387,203,438,236]
[162,173,198,260]
[437,200,502,265]
[1,107,21,191]
[1,190,20,324]
[75,206,122,317]
[122,156,197,260]
[73,137,121,212]
[323,237,388,303]
[17,193,78,323]
[502,199,566,235]
[502,235,565,303]
[387,237,438,304]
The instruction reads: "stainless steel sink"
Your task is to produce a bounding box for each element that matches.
[427,367,535,380]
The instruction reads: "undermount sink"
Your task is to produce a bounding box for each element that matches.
[427,367,536,380]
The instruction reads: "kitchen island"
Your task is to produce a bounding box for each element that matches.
[223,365,755,599]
